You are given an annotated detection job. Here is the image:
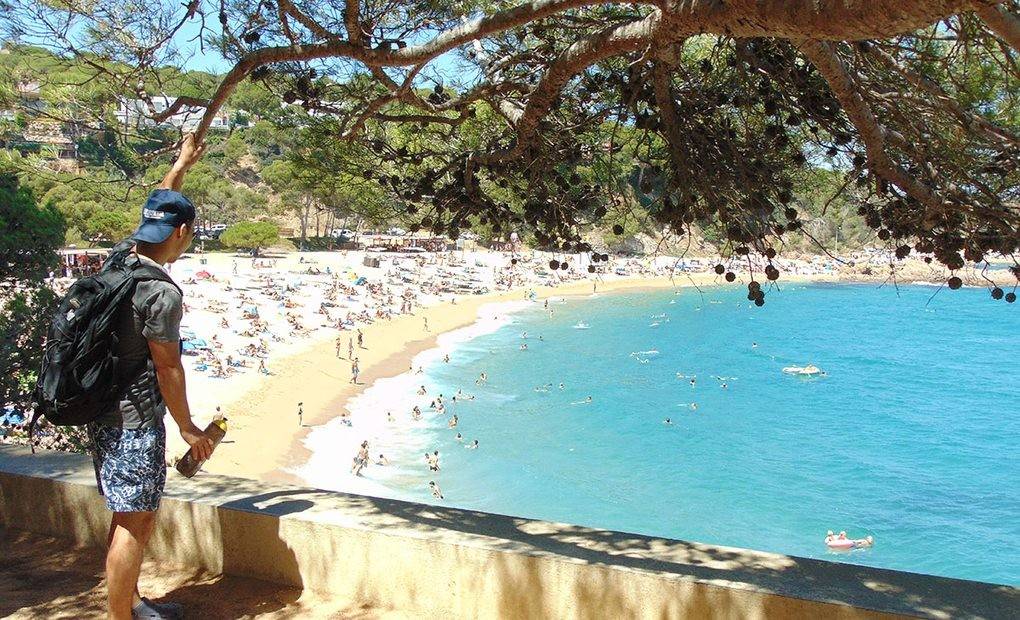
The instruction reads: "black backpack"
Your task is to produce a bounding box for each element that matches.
[30,241,181,445]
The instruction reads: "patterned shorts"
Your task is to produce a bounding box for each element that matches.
[88,423,167,513]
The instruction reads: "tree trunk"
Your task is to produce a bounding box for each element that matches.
[299,196,309,245]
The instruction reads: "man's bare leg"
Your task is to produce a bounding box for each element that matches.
[106,511,156,619]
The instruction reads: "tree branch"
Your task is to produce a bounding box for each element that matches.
[799,40,942,210]
[865,44,1020,146]
[974,1,1020,51]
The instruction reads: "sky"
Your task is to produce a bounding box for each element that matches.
[175,14,469,87]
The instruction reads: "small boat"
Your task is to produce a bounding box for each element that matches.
[782,365,823,376]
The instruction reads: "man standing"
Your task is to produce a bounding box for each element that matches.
[88,134,216,620]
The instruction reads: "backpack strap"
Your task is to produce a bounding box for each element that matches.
[123,255,183,422]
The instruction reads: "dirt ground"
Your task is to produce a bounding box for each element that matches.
[0,528,411,619]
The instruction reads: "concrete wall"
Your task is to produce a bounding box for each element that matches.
[1,446,1015,619]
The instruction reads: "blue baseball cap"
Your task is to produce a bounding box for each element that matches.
[131,189,197,243]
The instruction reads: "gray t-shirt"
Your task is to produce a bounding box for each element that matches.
[94,254,183,429]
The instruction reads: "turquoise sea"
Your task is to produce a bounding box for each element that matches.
[403,283,1018,585]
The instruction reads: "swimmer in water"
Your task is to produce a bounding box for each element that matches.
[476,372,488,385]
[426,451,440,472]
[448,414,458,429]
[418,385,427,395]
[721,383,727,389]
[520,343,528,351]
[455,432,463,442]
[752,342,758,348]
[559,382,565,390]
[429,480,444,499]
[690,378,696,387]
[466,439,479,449]
[664,418,673,425]
[375,454,390,466]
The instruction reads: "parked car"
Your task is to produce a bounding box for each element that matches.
[330,228,356,242]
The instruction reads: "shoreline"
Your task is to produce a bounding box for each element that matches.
[200,274,697,485]
[198,266,973,486]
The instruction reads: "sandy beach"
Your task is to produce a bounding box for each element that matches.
[156,247,1002,487]
[192,271,706,485]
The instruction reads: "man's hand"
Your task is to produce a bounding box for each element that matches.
[181,423,216,462]
[174,133,205,171]
[159,132,206,191]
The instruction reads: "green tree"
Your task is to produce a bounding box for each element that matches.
[219,221,279,253]
[0,171,64,417]
[0,172,64,285]
[83,210,134,242]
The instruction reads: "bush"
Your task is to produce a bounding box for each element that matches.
[219,221,279,253]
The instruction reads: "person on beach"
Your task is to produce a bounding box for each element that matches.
[429,480,444,499]
[348,337,354,359]
[418,385,427,395]
[335,337,343,358]
[357,329,364,348]
[424,316,430,332]
[259,359,268,375]
[297,402,303,427]
[443,354,450,363]
[351,441,370,476]
[386,411,394,423]
[350,358,360,384]
[412,406,422,420]
[466,439,479,449]
[84,134,217,620]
